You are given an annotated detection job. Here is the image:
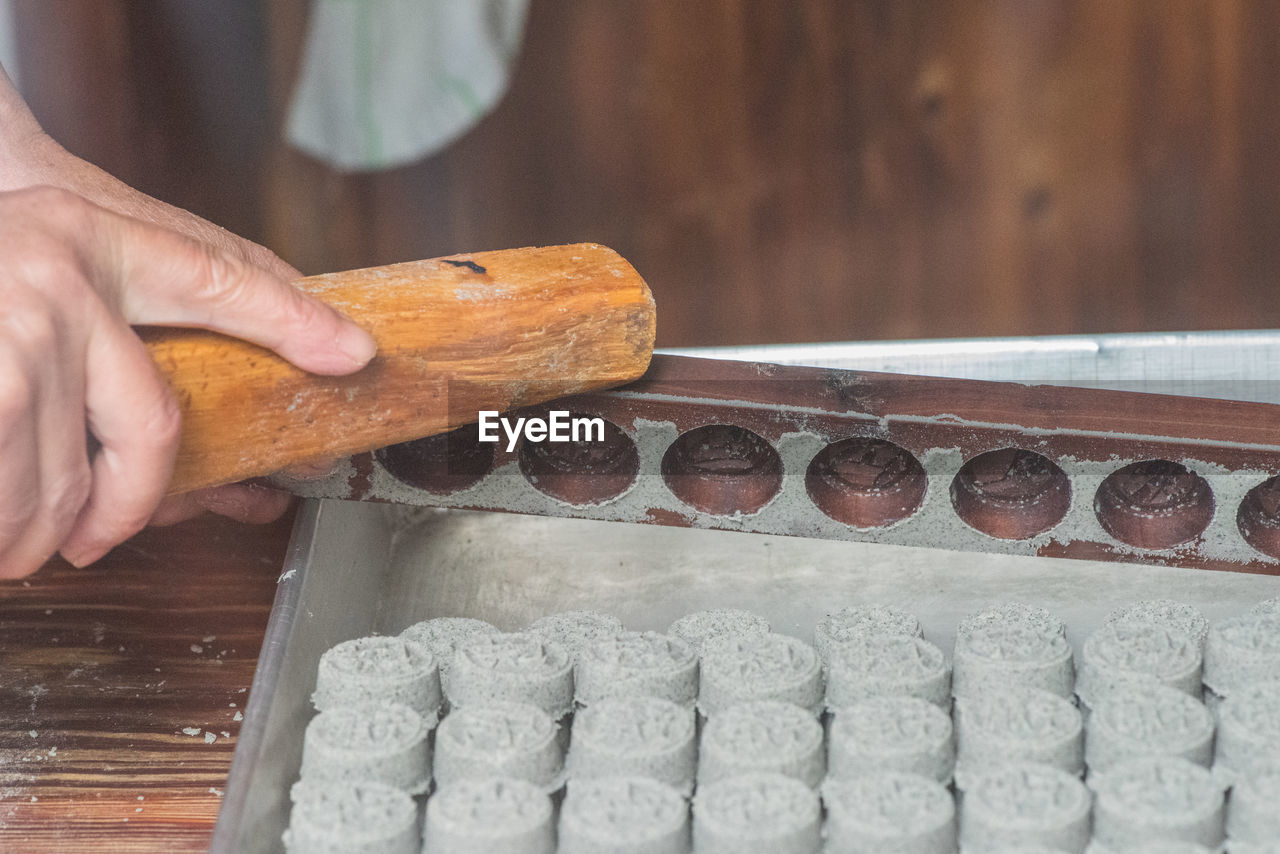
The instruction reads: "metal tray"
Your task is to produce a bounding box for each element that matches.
[211,332,1280,854]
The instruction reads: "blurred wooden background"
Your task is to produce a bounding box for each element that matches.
[12,0,1280,347]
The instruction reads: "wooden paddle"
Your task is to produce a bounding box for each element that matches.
[139,243,656,493]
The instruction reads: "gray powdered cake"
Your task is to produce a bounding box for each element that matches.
[824,634,951,709]
[813,605,923,664]
[1248,596,1280,618]
[1084,845,1212,854]
[827,695,955,786]
[1202,613,1280,699]
[667,608,770,655]
[1084,683,1214,774]
[958,763,1090,853]
[566,695,697,793]
[698,632,824,717]
[447,632,574,718]
[299,702,431,794]
[422,777,555,854]
[822,771,956,854]
[952,604,1073,701]
[399,616,498,684]
[1226,768,1280,848]
[432,701,564,792]
[1075,621,1202,709]
[283,780,418,854]
[575,631,698,709]
[1103,600,1210,651]
[1211,680,1280,784]
[1090,756,1224,850]
[697,700,826,788]
[693,772,821,854]
[558,775,691,854]
[311,635,441,721]
[529,610,625,659]
[953,686,1082,789]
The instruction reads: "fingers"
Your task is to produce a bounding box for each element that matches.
[151,484,293,527]
[58,318,181,568]
[101,214,375,375]
[0,371,43,577]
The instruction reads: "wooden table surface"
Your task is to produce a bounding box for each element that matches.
[0,510,296,853]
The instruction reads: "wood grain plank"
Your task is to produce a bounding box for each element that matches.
[0,512,292,853]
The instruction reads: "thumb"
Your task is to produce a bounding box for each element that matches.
[101,211,376,375]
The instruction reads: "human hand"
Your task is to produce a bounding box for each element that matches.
[0,185,375,578]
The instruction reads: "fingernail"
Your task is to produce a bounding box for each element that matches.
[336,324,377,368]
[59,544,101,568]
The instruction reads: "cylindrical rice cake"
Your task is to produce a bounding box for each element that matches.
[1211,680,1280,784]
[575,631,698,709]
[825,634,951,709]
[398,616,497,686]
[698,633,824,717]
[567,695,697,793]
[1226,768,1280,847]
[952,604,1073,701]
[1075,621,1202,709]
[827,695,955,785]
[952,686,1082,789]
[432,701,564,792]
[311,635,441,722]
[697,700,825,788]
[299,702,432,794]
[1202,613,1280,700]
[447,632,574,718]
[283,780,419,854]
[558,776,691,854]
[1084,683,1214,774]
[813,605,923,665]
[528,610,624,659]
[422,777,555,854]
[823,772,956,854]
[1090,756,1225,850]
[1104,599,1210,651]
[667,608,770,655]
[958,763,1091,854]
[693,772,821,854]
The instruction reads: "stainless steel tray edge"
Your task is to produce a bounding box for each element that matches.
[210,501,396,854]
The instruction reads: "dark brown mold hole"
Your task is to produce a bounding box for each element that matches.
[1237,475,1280,559]
[375,423,495,495]
[518,413,639,505]
[1095,460,1214,550]
[661,425,782,515]
[805,437,926,528]
[951,448,1070,540]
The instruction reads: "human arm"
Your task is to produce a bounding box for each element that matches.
[0,67,375,577]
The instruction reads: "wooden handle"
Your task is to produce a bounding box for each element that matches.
[141,243,656,493]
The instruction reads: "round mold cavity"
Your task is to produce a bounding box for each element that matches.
[804,437,927,528]
[1237,474,1280,559]
[950,448,1070,540]
[518,412,639,505]
[375,422,494,494]
[1094,460,1214,549]
[660,424,783,515]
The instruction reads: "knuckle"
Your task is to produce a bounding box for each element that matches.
[45,467,92,530]
[1,304,60,354]
[127,378,183,452]
[0,367,34,421]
